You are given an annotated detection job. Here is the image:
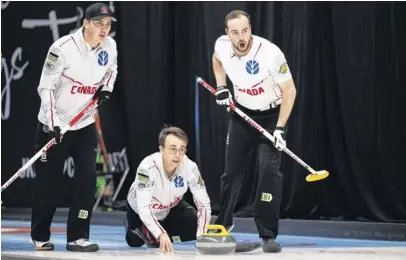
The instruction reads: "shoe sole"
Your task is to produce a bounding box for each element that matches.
[235,242,261,252]
[34,247,54,251]
[66,244,100,252]
[263,247,282,253]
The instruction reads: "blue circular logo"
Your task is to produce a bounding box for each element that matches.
[174,176,184,188]
[246,60,259,75]
[98,51,109,66]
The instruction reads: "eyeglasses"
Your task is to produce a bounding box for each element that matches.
[166,146,187,155]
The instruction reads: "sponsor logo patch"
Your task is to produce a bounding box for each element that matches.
[279,63,289,74]
[261,193,273,202]
[78,209,88,219]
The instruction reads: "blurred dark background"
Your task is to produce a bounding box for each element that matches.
[2,1,406,223]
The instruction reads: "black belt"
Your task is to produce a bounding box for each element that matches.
[235,102,280,116]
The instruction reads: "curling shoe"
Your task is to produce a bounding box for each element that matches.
[262,237,281,253]
[66,238,99,252]
[31,239,54,251]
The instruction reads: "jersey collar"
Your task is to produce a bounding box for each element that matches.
[154,152,179,181]
[76,26,100,52]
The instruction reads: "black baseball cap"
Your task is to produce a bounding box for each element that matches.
[85,3,117,22]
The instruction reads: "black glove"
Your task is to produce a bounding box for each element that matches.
[51,126,62,144]
[216,86,231,107]
[93,86,111,106]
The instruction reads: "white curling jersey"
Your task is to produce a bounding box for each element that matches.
[127,152,212,240]
[37,26,118,131]
[214,35,292,110]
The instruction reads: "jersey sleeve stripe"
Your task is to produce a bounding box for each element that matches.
[49,91,54,128]
[62,73,84,85]
[149,210,165,235]
[194,198,207,235]
[106,71,113,86]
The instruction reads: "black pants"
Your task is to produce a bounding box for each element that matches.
[215,106,283,239]
[31,122,98,242]
[125,200,198,247]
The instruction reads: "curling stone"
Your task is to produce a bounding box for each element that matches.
[195,224,236,255]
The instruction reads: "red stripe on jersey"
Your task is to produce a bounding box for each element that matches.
[253,43,262,60]
[194,199,207,235]
[250,76,268,88]
[71,36,82,55]
[202,207,207,234]
[152,196,164,204]
[62,73,84,85]
[106,71,113,86]
[50,91,54,127]
[150,210,165,235]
